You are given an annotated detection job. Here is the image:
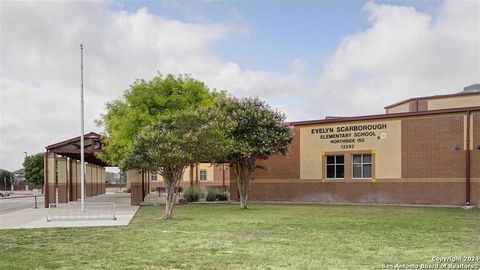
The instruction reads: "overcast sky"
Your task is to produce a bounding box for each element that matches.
[0,0,479,171]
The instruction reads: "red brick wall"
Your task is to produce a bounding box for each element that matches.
[471,113,480,205]
[401,114,465,178]
[230,181,466,205]
[253,126,300,179]
[229,112,479,206]
[213,164,230,182]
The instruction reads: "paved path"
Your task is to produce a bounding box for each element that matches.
[0,194,44,215]
[0,193,138,230]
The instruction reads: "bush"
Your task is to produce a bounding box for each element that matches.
[216,192,229,201]
[183,186,202,202]
[178,198,187,204]
[205,187,220,202]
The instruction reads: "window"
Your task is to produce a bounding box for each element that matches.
[352,154,372,179]
[326,155,344,179]
[151,171,157,181]
[200,170,207,181]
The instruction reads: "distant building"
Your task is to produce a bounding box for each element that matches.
[106,172,122,184]
[12,168,25,184]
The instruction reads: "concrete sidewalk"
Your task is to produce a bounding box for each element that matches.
[0,193,139,229]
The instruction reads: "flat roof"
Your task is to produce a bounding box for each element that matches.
[384,91,480,109]
[290,106,480,127]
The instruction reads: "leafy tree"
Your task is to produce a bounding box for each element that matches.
[0,169,12,190]
[224,97,293,209]
[97,73,219,168]
[125,108,232,219]
[23,153,44,185]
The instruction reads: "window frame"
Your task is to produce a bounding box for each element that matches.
[199,169,207,181]
[352,154,372,179]
[151,170,158,181]
[325,155,345,180]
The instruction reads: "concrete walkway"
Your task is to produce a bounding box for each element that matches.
[0,193,139,230]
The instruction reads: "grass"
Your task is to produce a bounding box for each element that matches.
[1,204,479,270]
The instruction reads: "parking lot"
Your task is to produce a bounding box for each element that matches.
[0,192,44,215]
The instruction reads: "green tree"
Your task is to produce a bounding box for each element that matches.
[23,153,44,185]
[224,97,293,209]
[125,108,232,219]
[97,73,219,168]
[0,169,12,190]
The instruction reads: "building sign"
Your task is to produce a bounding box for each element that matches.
[310,123,388,149]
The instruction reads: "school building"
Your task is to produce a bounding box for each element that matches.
[230,84,480,206]
[127,163,230,205]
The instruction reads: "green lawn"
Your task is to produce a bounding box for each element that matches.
[1,204,479,270]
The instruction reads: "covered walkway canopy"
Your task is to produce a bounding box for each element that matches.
[46,132,109,166]
[44,132,111,208]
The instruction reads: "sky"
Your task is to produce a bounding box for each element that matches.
[0,0,479,171]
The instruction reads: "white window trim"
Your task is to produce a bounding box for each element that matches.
[151,171,158,181]
[199,170,207,181]
[325,155,345,180]
[352,154,372,179]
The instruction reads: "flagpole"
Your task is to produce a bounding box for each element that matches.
[80,44,85,211]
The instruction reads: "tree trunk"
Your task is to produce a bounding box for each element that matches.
[163,183,176,219]
[234,158,254,209]
[161,167,184,220]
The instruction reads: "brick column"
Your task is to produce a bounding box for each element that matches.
[86,164,92,197]
[70,160,78,201]
[76,161,81,200]
[92,165,98,196]
[96,166,100,195]
[57,157,68,203]
[101,167,106,194]
[128,170,143,205]
[45,153,57,207]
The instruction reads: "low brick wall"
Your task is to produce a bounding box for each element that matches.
[230,179,479,206]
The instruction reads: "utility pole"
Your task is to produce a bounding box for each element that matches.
[80,44,85,212]
[23,152,28,186]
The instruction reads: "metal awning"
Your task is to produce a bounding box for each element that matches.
[45,132,110,166]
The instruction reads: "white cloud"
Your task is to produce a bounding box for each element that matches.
[310,0,479,118]
[0,1,304,171]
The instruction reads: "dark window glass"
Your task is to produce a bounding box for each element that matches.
[352,154,372,179]
[327,156,335,164]
[326,165,335,178]
[336,165,344,178]
[353,164,362,178]
[364,164,372,178]
[326,155,345,179]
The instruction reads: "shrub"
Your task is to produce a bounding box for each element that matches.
[183,186,202,202]
[216,192,229,201]
[205,187,220,202]
[178,198,187,204]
